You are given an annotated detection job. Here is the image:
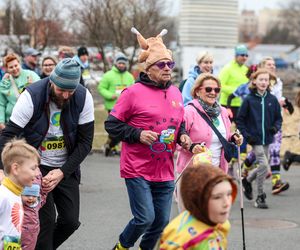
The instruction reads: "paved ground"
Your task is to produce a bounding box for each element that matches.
[59,153,300,250]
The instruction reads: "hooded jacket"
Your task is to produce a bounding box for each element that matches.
[236,90,282,145]
[98,66,135,110]
[105,72,187,181]
[182,65,202,105]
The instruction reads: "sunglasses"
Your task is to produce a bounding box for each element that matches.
[239,54,248,57]
[154,61,175,69]
[201,87,221,93]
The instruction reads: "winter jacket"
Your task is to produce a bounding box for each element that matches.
[176,99,232,174]
[236,90,282,146]
[105,72,187,182]
[182,65,202,105]
[0,69,40,123]
[219,60,248,107]
[98,66,134,110]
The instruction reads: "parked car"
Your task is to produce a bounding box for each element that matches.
[274,58,289,69]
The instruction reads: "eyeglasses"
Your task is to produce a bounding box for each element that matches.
[154,61,175,69]
[43,64,55,67]
[201,87,221,93]
[239,54,248,57]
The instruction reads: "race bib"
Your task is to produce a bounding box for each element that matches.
[3,235,21,250]
[44,140,65,151]
[116,84,126,95]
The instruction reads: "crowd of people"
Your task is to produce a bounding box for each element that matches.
[0,26,298,250]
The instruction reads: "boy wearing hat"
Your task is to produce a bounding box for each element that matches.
[0,139,40,250]
[0,58,95,250]
[219,44,249,122]
[106,28,191,250]
[98,52,134,156]
[159,165,237,249]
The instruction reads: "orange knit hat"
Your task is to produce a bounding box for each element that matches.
[131,27,173,70]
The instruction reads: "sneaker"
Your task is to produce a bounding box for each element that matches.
[272,180,290,195]
[282,151,293,171]
[242,178,253,200]
[112,242,129,250]
[254,193,268,209]
[105,144,111,157]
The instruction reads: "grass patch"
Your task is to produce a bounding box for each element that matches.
[93,108,108,150]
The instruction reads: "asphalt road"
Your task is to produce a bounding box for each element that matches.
[59,153,300,250]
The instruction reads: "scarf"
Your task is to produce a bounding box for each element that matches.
[198,98,221,119]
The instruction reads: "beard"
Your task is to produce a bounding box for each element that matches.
[49,85,69,109]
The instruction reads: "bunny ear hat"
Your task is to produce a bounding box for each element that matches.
[131,27,173,70]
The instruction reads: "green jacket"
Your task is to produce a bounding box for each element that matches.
[98,66,134,110]
[0,69,40,123]
[218,60,249,107]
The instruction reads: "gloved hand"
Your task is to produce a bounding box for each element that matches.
[283,98,294,115]
[269,127,278,135]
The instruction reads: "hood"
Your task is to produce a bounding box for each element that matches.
[137,72,172,89]
[188,65,202,79]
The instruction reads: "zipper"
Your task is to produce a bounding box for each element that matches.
[261,95,265,145]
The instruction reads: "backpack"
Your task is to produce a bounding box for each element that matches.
[178,79,187,92]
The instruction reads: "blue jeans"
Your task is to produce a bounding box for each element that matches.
[119,177,175,250]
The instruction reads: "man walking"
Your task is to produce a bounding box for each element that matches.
[0,58,94,250]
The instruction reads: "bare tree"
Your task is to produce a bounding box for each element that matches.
[26,0,74,49]
[72,0,174,72]
[263,0,300,46]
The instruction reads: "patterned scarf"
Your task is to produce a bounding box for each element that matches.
[198,98,221,119]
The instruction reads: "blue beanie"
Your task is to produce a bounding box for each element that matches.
[50,58,81,90]
[235,44,248,56]
[22,184,40,197]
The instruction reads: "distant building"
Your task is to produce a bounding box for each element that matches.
[239,10,258,41]
[178,0,239,78]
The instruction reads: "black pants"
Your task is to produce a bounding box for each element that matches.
[35,165,80,250]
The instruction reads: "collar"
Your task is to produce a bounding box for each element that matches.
[2,177,23,196]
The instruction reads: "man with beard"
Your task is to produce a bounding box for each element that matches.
[98,52,134,156]
[0,58,94,250]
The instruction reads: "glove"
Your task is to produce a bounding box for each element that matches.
[246,136,257,145]
[269,127,278,135]
[283,98,294,115]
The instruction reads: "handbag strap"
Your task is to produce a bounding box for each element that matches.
[188,103,228,147]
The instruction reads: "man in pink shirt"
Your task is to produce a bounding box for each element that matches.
[106,28,192,250]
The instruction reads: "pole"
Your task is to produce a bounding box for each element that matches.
[237,144,246,250]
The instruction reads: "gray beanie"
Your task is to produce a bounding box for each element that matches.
[50,58,81,90]
[114,52,128,65]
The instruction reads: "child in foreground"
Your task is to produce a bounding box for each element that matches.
[159,164,237,250]
[21,169,48,250]
[0,139,40,250]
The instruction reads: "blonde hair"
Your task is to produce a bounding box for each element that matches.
[2,139,40,174]
[191,73,220,99]
[259,56,274,68]
[248,69,276,91]
[196,51,213,65]
[3,53,20,68]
